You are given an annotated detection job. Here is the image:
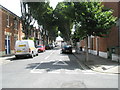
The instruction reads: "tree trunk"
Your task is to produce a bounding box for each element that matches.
[96,37,99,56]
[85,37,89,62]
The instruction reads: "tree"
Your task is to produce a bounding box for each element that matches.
[74,2,117,61]
[21,2,34,39]
[27,2,58,45]
[54,2,74,43]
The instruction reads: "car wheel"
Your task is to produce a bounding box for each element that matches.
[38,50,40,53]
[36,53,38,56]
[15,55,19,59]
[70,50,72,54]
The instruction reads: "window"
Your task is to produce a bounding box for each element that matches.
[6,15,10,27]
[14,20,18,30]
[14,17,18,30]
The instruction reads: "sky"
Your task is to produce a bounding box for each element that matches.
[0,0,65,38]
[0,0,64,17]
[50,0,64,9]
[0,0,22,16]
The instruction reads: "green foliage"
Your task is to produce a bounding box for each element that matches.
[74,2,117,38]
[54,2,74,41]
[27,2,58,41]
[22,2,117,43]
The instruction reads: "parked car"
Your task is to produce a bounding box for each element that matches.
[45,44,53,50]
[61,45,72,54]
[49,44,54,49]
[45,44,51,50]
[36,45,45,52]
[15,40,38,58]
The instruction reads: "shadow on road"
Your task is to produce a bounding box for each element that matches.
[26,53,90,72]
[6,57,33,61]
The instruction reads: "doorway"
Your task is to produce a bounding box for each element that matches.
[5,35,11,54]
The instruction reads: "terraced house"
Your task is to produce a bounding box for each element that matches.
[0,5,24,56]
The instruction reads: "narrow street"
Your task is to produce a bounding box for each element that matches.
[1,47,118,88]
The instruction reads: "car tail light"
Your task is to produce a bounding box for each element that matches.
[29,48,31,52]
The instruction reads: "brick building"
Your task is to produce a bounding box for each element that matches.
[0,5,24,56]
[80,2,120,61]
[30,27,42,46]
[95,2,120,52]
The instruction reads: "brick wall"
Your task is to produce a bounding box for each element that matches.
[101,2,119,52]
[99,37,107,52]
[0,9,2,52]
[0,6,21,56]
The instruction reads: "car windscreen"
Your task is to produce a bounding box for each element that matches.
[64,45,72,48]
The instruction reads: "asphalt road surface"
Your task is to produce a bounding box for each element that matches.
[0,47,118,88]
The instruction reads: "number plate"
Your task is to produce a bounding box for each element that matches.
[17,51,22,52]
[19,45,26,47]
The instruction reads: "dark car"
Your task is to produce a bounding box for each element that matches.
[61,45,72,54]
[45,44,54,50]
[45,44,51,50]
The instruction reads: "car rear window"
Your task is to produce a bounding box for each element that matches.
[37,46,43,48]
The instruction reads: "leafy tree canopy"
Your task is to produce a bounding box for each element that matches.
[73,2,117,38]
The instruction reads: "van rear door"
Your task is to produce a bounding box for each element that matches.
[15,41,29,54]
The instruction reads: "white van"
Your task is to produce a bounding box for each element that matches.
[15,40,38,58]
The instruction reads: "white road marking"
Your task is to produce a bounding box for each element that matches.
[53,59,68,66]
[45,51,54,60]
[31,67,82,74]
[30,63,41,73]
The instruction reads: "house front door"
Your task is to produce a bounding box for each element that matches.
[5,36,11,55]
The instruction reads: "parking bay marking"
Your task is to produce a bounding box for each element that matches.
[52,59,68,66]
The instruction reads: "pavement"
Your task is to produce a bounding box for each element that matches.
[73,51,120,74]
[0,55,14,65]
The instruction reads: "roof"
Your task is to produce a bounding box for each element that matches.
[0,4,20,18]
